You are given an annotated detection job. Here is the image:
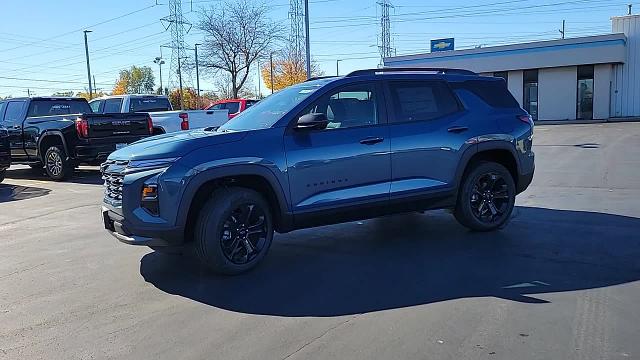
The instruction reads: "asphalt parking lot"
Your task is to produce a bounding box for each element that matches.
[1,122,639,360]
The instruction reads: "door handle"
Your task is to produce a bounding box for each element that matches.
[447,126,469,133]
[360,137,384,145]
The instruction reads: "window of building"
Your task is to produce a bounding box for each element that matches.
[577,65,594,120]
[388,81,460,123]
[523,69,538,120]
[493,71,508,87]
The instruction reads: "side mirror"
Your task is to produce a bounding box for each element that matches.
[295,113,328,130]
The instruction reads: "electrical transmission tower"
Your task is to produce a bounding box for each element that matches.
[161,0,193,96]
[289,0,305,59]
[377,0,394,66]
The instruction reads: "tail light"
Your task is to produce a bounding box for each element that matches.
[75,117,89,138]
[518,114,534,127]
[179,112,189,131]
[147,115,154,135]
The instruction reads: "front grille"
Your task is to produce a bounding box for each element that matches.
[103,172,124,201]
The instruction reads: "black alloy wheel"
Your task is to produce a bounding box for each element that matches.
[44,146,72,181]
[470,172,510,224]
[221,203,269,265]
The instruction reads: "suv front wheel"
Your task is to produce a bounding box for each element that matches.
[194,187,274,275]
[454,161,516,231]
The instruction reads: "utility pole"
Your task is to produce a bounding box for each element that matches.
[304,0,311,79]
[377,0,394,66]
[93,75,97,97]
[26,89,31,97]
[177,56,184,109]
[83,30,93,100]
[336,59,342,76]
[629,4,633,15]
[154,56,165,94]
[194,43,201,108]
[270,53,274,94]
[559,20,565,39]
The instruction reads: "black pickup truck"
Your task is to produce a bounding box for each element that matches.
[0,97,153,180]
[0,126,9,183]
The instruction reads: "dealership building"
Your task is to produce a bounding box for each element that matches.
[384,14,640,121]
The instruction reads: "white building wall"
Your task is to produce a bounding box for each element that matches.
[507,70,524,107]
[612,15,640,117]
[538,67,577,120]
[593,64,612,119]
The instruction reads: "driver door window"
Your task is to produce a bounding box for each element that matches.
[302,84,378,129]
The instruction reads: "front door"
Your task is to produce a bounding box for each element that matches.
[2,100,28,160]
[284,82,391,215]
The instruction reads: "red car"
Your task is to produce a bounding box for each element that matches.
[204,99,259,119]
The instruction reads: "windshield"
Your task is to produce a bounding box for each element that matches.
[27,99,91,117]
[218,80,329,132]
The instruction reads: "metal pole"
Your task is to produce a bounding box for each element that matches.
[159,62,163,94]
[195,44,201,108]
[270,53,274,94]
[629,4,632,15]
[93,75,97,97]
[177,56,184,110]
[304,0,311,79]
[336,59,341,76]
[257,59,261,98]
[83,30,93,100]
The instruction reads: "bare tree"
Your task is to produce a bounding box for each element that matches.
[197,0,283,98]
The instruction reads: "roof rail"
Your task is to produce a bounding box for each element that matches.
[305,75,338,82]
[346,67,476,77]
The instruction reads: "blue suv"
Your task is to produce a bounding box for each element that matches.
[101,68,535,274]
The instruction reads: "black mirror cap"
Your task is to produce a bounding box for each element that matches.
[296,113,328,130]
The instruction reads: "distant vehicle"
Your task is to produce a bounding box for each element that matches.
[0,97,153,181]
[0,126,9,183]
[204,98,259,119]
[90,95,229,134]
[101,67,535,275]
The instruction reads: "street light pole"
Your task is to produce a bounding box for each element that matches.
[154,57,165,95]
[270,53,274,94]
[195,43,202,108]
[336,59,342,76]
[304,0,311,79]
[83,30,93,99]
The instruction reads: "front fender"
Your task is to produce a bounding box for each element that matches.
[174,161,290,229]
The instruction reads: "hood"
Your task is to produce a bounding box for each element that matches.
[108,129,247,161]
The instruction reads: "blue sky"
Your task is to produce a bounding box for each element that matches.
[0,0,633,98]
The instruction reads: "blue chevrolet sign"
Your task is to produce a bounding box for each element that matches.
[431,38,455,52]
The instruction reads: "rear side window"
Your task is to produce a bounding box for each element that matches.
[451,80,519,108]
[388,81,460,123]
[4,101,26,122]
[224,102,240,114]
[129,97,172,112]
[27,100,90,117]
[104,98,123,113]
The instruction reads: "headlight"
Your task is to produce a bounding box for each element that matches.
[127,157,180,170]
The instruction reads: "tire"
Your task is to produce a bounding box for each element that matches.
[43,146,73,181]
[193,187,274,275]
[454,161,516,231]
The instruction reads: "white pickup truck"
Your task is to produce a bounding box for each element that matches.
[89,95,229,134]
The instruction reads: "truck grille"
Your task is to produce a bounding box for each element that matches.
[103,172,124,201]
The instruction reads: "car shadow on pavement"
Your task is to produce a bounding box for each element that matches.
[0,184,51,203]
[4,167,103,185]
[140,207,640,317]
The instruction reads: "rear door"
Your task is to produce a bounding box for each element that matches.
[385,79,476,199]
[1,100,28,160]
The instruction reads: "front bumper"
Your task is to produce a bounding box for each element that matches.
[102,207,175,246]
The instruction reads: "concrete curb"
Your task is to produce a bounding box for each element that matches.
[535,118,640,125]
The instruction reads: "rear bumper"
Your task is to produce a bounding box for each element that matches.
[73,136,149,163]
[102,206,183,247]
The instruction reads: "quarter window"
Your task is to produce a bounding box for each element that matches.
[388,81,459,123]
[4,101,26,123]
[301,84,378,129]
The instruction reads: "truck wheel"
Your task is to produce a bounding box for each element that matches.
[44,146,73,181]
[454,161,516,231]
[194,188,274,275]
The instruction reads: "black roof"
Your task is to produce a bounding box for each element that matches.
[2,97,87,101]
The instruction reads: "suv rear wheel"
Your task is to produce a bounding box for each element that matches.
[194,188,274,275]
[454,161,516,231]
[44,146,73,181]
